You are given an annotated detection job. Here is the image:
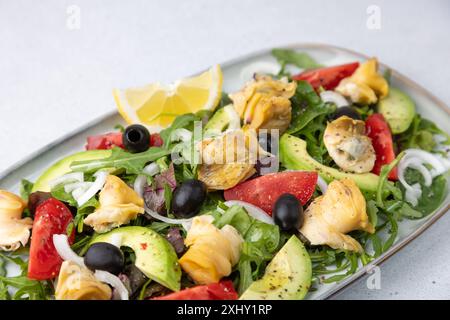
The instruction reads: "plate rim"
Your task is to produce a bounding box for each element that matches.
[0,42,449,300]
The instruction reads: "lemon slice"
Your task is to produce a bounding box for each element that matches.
[114,65,223,131]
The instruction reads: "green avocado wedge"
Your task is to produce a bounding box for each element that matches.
[280,134,380,192]
[90,226,181,292]
[378,87,416,134]
[32,150,111,192]
[240,235,312,300]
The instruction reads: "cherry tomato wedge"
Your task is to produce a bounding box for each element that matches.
[365,113,398,180]
[86,132,163,150]
[153,281,238,300]
[292,62,359,91]
[150,133,163,147]
[27,198,74,280]
[86,132,124,150]
[224,171,318,215]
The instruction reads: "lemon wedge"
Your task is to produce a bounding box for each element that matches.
[114,65,223,131]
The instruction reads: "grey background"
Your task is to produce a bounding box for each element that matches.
[1,0,449,299]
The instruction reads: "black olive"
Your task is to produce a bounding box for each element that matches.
[84,242,125,275]
[172,179,207,218]
[273,193,304,232]
[123,124,150,153]
[330,106,361,120]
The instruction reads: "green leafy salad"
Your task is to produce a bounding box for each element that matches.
[0,48,448,300]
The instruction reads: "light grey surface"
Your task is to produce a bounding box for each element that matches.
[0,0,449,299]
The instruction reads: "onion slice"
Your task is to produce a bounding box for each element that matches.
[64,182,93,193]
[133,175,147,199]
[224,200,274,225]
[143,162,160,176]
[53,234,85,267]
[75,171,108,207]
[94,270,129,300]
[316,175,328,194]
[48,172,84,189]
[320,91,349,108]
[145,206,193,228]
[403,149,446,177]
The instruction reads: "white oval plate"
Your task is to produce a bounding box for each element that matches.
[0,43,449,300]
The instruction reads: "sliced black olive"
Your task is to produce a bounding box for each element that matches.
[273,193,304,232]
[123,124,150,153]
[330,106,361,121]
[84,242,125,275]
[172,179,207,218]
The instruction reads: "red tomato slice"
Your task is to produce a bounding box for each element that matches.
[86,132,164,150]
[224,171,318,216]
[365,113,398,180]
[153,281,238,300]
[292,62,359,91]
[28,198,74,280]
[86,132,124,150]
[150,133,164,147]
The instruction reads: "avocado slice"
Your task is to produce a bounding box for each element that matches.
[204,104,239,134]
[378,87,416,134]
[280,134,380,192]
[32,150,111,192]
[91,226,181,292]
[240,235,312,300]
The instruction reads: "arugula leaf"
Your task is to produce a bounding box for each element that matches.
[397,114,450,152]
[159,113,200,149]
[376,152,405,207]
[19,179,34,201]
[51,185,77,207]
[70,147,170,174]
[0,253,28,274]
[287,81,336,135]
[0,254,50,300]
[272,49,321,70]
[114,124,125,133]
[366,200,379,227]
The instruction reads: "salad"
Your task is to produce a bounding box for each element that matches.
[0,48,449,300]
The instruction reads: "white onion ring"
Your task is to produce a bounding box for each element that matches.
[75,171,108,207]
[143,162,160,176]
[145,206,193,229]
[320,91,349,108]
[403,149,446,177]
[316,175,328,194]
[53,234,85,267]
[240,61,281,82]
[48,172,84,189]
[133,175,147,199]
[398,157,433,188]
[64,182,93,193]
[94,270,129,300]
[224,200,274,225]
